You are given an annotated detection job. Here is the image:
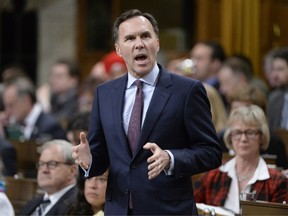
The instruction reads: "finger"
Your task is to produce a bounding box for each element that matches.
[79,132,88,144]
[148,165,162,180]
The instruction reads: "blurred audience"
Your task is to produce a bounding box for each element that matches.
[1,76,66,143]
[194,105,287,214]
[19,139,78,215]
[0,155,15,216]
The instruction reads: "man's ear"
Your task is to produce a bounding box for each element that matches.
[115,43,122,57]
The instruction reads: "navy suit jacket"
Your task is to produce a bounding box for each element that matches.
[87,64,222,215]
[30,111,67,141]
[18,186,77,215]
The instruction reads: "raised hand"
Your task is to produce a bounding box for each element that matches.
[72,132,91,169]
[143,142,171,180]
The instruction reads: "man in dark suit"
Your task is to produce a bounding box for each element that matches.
[1,76,66,143]
[73,9,222,215]
[19,139,78,215]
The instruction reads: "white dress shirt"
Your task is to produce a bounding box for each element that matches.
[22,103,42,139]
[220,157,270,214]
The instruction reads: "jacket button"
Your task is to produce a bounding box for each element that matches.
[132,164,136,169]
[125,189,129,194]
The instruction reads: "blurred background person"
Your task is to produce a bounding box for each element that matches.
[190,40,226,91]
[77,76,103,113]
[19,139,78,215]
[194,105,287,214]
[267,47,288,131]
[90,51,127,82]
[218,56,254,112]
[0,155,15,216]
[49,59,80,126]
[66,112,90,146]
[37,58,80,128]
[1,76,66,143]
[262,48,279,90]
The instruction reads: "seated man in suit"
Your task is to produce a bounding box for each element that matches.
[0,76,67,143]
[19,139,78,215]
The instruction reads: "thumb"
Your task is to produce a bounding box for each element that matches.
[79,132,88,145]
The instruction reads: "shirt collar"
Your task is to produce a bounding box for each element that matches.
[24,103,42,127]
[219,157,270,182]
[43,184,75,203]
[127,63,159,88]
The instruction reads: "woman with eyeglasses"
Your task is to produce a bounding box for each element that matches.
[194,105,287,214]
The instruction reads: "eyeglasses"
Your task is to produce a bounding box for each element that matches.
[230,129,261,141]
[36,160,72,170]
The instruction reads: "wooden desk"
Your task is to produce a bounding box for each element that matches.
[4,177,41,214]
[241,200,288,215]
[275,128,288,159]
[9,140,40,178]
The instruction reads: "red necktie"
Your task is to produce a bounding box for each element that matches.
[127,80,143,154]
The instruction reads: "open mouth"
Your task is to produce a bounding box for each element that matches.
[135,54,147,62]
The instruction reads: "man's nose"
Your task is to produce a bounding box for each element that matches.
[135,37,144,49]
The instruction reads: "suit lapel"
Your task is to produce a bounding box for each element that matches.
[111,75,133,156]
[134,69,172,157]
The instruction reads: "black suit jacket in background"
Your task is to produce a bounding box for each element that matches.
[18,186,77,216]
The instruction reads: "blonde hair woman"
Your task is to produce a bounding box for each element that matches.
[194,105,287,214]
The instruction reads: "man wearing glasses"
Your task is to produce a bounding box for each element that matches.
[19,139,78,215]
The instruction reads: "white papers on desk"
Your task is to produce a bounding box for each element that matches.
[196,203,235,216]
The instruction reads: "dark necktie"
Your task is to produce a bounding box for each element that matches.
[127,80,143,154]
[37,198,51,216]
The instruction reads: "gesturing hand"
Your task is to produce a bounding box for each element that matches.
[143,142,170,180]
[72,132,91,169]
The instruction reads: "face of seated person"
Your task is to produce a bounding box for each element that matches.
[37,145,77,195]
[230,121,262,158]
[84,170,108,212]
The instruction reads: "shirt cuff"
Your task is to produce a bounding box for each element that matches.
[164,150,174,175]
[80,154,92,178]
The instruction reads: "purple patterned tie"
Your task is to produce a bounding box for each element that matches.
[128,80,143,154]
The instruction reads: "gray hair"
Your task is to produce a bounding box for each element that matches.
[39,139,76,165]
[4,76,36,104]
